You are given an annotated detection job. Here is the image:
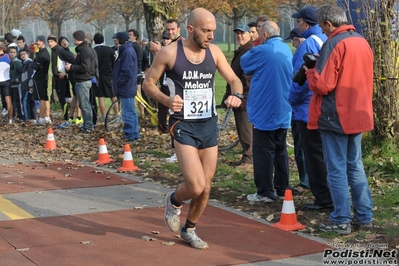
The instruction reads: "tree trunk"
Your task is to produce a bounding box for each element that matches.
[354,0,399,142]
[142,2,166,42]
[142,0,181,42]
[56,21,62,38]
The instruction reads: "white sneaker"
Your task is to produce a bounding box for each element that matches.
[180,227,209,250]
[247,193,274,203]
[2,108,7,116]
[38,118,46,125]
[165,153,178,163]
[45,117,52,124]
[164,192,181,232]
[30,119,38,125]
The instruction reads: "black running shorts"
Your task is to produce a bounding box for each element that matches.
[169,116,218,149]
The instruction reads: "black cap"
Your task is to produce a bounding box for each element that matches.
[285,27,302,40]
[36,35,46,43]
[292,6,318,26]
[162,30,169,39]
[112,32,129,44]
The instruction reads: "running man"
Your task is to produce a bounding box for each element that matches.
[142,8,243,249]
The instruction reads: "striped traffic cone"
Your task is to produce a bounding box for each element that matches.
[44,128,57,150]
[271,189,306,231]
[118,143,140,171]
[95,138,113,164]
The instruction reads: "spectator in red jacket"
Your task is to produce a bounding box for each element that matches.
[305,4,374,235]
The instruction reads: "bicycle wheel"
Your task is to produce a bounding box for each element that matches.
[105,99,123,132]
[217,106,239,151]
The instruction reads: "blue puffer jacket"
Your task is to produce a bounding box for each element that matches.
[289,25,326,123]
[113,41,137,98]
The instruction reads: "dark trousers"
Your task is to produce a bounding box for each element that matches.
[1,93,6,111]
[234,109,253,163]
[55,76,71,121]
[11,87,22,119]
[28,93,36,120]
[292,120,309,187]
[158,84,170,133]
[90,84,98,126]
[298,121,332,205]
[253,128,289,199]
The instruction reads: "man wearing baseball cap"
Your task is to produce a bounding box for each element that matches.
[285,27,304,49]
[285,26,308,193]
[222,23,254,168]
[112,32,140,142]
[289,6,332,211]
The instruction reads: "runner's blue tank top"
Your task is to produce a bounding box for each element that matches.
[166,40,217,122]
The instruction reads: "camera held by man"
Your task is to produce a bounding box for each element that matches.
[292,52,318,86]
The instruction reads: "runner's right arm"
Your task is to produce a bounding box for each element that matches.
[142,43,183,112]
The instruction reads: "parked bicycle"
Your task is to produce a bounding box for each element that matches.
[217,105,239,151]
[216,105,294,151]
[104,73,158,132]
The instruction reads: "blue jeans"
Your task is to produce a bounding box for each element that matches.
[120,97,140,140]
[75,80,93,130]
[319,130,373,224]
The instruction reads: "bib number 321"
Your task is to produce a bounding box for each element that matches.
[183,88,213,119]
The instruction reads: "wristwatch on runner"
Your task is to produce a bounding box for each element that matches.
[234,92,244,100]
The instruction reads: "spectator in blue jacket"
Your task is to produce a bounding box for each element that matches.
[112,32,140,142]
[290,6,333,210]
[241,21,294,202]
[285,27,309,191]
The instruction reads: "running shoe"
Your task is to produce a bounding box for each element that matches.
[351,217,373,230]
[164,192,181,232]
[319,222,351,235]
[165,153,178,163]
[180,227,209,250]
[38,118,46,125]
[57,121,71,129]
[75,117,83,125]
[247,193,275,203]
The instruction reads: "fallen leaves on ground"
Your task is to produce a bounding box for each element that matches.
[0,114,398,251]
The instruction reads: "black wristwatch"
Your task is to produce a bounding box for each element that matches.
[234,92,244,100]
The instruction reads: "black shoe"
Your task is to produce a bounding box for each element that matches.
[351,217,373,230]
[276,187,299,197]
[293,183,310,190]
[80,128,92,134]
[126,138,140,145]
[230,160,245,166]
[303,203,334,210]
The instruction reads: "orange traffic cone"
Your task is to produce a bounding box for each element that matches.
[44,128,57,150]
[271,189,306,231]
[95,138,113,164]
[118,143,140,171]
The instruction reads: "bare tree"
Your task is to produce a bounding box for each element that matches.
[22,0,81,38]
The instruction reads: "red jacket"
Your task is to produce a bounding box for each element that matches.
[306,25,374,134]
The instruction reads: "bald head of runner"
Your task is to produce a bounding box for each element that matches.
[187,8,216,50]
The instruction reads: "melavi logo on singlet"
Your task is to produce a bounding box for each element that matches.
[183,71,213,89]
